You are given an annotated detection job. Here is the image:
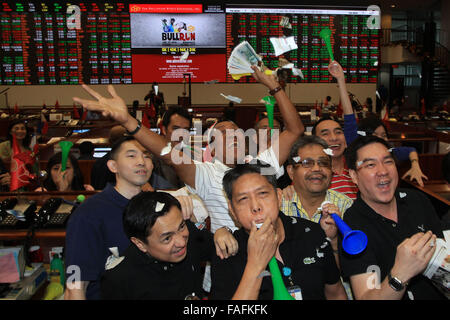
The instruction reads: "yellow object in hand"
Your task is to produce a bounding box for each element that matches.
[231,69,273,80]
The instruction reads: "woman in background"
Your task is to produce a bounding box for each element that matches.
[0,119,32,162]
[35,152,94,192]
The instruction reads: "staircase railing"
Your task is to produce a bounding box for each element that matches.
[382,28,449,70]
[434,42,450,69]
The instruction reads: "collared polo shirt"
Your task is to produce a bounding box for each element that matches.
[65,183,131,300]
[210,212,341,300]
[281,189,353,222]
[101,221,215,300]
[340,188,446,300]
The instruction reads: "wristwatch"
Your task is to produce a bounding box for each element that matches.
[126,119,142,136]
[388,273,406,291]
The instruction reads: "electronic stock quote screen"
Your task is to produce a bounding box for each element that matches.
[0,2,380,85]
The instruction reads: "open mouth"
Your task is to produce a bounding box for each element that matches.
[173,246,187,257]
[329,144,340,150]
[308,175,325,182]
[377,180,391,190]
[135,169,147,175]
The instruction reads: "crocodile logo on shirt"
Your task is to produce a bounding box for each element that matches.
[303,257,316,265]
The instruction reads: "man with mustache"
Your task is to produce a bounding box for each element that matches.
[341,135,445,300]
[281,135,354,299]
[281,136,353,250]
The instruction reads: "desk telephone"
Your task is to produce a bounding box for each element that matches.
[0,198,37,228]
[0,197,78,229]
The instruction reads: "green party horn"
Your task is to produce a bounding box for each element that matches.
[261,95,276,136]
[319,28,334,61]
[269,257,295,300]
[59,140,73,172]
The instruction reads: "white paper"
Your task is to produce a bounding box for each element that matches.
[220,93,242,104]
[155,201,165,212]
[270,36,298,56]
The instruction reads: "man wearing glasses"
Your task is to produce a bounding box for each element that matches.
[281,135,354,298]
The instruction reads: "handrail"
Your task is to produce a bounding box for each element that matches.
[382,28,449,69]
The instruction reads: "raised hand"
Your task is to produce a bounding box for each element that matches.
[402,165,428,187]
[250,65,280,90]
[391,231,437,284]
[328,60,345,81]
[320,202,340,242]
[73,85,130,125]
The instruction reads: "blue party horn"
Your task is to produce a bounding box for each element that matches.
[330,213,367,255]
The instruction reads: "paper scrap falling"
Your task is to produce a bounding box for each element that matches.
[292,156,301,163]
[270,36,298,56]
[357,131,367,136]
[280,16,292,29]
[160,142,172,156]
[180,51,189,61]
[323,148,333,156]
[155,201,165,212]
[280,62,304,79]
[220,93,242,104]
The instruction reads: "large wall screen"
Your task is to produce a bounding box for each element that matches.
[0,2,380,85]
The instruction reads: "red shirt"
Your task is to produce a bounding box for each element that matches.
[330,167,358,200]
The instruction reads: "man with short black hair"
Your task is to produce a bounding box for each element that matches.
[101,191,233,300]
[65,136,154,300]
[210,163,347,300]
[151,106,193,189]
[311,116,358,199]
[341,135,445,300]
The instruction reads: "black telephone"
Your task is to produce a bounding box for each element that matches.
[0,198,37,229]
[33,198,77,229]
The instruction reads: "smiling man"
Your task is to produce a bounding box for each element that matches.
[312,116,358,199]
[101,191,232,300]
[340,135,445,300]
[65,136,154,300]
[281,136,353,255]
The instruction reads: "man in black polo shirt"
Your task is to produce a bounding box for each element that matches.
[210,163,347,300]
[101,191,235,299]
[342,135,445,300]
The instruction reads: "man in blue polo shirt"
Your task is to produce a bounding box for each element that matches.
[64,136,154,300]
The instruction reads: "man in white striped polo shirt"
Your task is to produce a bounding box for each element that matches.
[73,65,304,240]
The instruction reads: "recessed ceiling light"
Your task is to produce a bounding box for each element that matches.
[391,4,396,8]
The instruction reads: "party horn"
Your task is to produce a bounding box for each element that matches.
[330,213,368,255]
[261,96,276,129]
[59,140,73,172]
[269,257,295,300]
[319,28,334,61]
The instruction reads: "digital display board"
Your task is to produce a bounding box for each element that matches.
[0,2,380,85]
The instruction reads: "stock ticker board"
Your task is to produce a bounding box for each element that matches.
[0,2,380,84]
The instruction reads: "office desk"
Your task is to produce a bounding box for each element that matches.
[389,133,439,153]
[401,179,450,218]
[0,191,98,263]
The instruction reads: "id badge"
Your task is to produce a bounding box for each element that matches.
[287,285,302,300]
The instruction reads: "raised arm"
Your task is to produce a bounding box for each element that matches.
[251,66,304,165]
[328,61,358,145]
[73,85,197,187]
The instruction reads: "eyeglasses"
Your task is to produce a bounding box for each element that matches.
[295,158,332,169]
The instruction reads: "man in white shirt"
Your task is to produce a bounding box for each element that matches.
[73,66,304,238]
